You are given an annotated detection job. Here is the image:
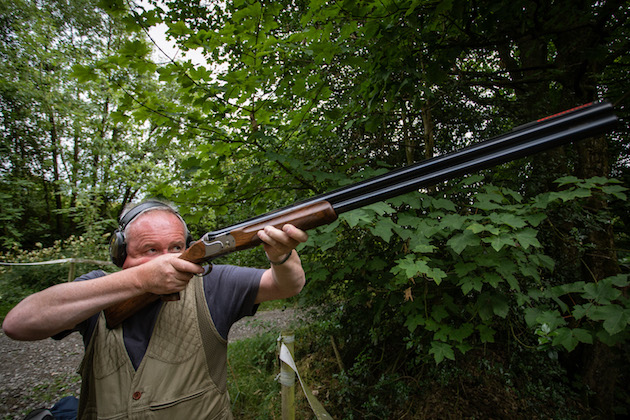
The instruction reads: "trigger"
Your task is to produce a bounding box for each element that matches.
[195,264,213,277]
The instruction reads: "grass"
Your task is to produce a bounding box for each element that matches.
[227,331,281,419]
[226,321,328,419]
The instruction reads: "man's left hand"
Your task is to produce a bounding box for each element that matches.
[257,224,308,263]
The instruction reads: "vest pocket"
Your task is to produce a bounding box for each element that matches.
[149,388,206,409]
[148,387,229,418]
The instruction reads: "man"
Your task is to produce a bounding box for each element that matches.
[2,200,308,419]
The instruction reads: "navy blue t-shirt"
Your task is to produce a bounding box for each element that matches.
[56,264,264,369]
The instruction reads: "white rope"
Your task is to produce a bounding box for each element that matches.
[0,258,113,266]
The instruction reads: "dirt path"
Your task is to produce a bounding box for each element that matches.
[0,308,305,419]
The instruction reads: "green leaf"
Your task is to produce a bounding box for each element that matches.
[554,176,580,186]
[396,213,424,227]
[431,305,448,322]
[605,274,630,288]
[166,20,192,37]
[427,267,448,285]
[477,324,496,343]
[514,228,541,249]
[310,223,339,252]
[595,329,621,346]
[474,192,503,210]
[405,314,425,333]
[468,223,487,234]
[483,273,502,288]
[118,40,151,58]
[536,310,567,330]
[530,254,555,271]
[490,294,509,318]
[482,233,514,252]
[572,328,593,344]
[523,212,547,227]
[70,64,99,82]
[411,241,436,253]
[363,202,396,215]
[439,213,467,231]
[462,174,484,185]
[458,276,483,294]
[429,341,455,364]
[454,262,476,277]
[450,323,474,342]
[552,328,579,351]
[477,293,509,320]
[602,184,628,200]
[572,303,592,320]
[369,218,397,242]
[433,325,450,341]
[488,212,527,229]
[388,193,423,209]
[341,209,373,227]
[447,229,480,254]
[393,255,429,279]
[524,307,542,327]
[431,198,456,211]
[367,257,388,271]
[556,187,593,202]
[581,281,621,304]
[504,273,521,291]
[589,305,630,335]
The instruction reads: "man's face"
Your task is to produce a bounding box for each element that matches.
[122,210,187,269]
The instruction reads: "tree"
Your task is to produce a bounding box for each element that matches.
[0,0,185,250]
[102,0,630,415]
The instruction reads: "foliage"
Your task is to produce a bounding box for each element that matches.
[300,176,628,367]
[0,235,113,320]
[0,0,189,251]
[279,311,596,418]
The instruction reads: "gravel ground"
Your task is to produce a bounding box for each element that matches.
[0,308,305,419]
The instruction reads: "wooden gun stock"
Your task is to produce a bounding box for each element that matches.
[104,201,338,328]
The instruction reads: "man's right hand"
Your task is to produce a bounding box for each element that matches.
[133,253,204,295]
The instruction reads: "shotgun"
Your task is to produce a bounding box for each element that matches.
[104,101,618,328]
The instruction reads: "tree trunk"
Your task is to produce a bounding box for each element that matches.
[421,103,434,161]
[49,111,64,237]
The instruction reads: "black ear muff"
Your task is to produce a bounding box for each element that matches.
[109,229,127,268]
[109,200,184,267]
[186,231,194,249]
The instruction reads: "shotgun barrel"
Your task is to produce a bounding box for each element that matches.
[203,101,617,234]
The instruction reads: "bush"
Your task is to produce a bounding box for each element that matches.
[297,176,629,415]
[0,235,112,320]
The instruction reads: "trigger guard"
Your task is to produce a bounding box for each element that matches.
[195,264,213,277]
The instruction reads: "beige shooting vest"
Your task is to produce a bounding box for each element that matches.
[78,279,232,420]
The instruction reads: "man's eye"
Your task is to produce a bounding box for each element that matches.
[171,245,183,252]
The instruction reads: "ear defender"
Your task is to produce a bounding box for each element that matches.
[109,201,192,267]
